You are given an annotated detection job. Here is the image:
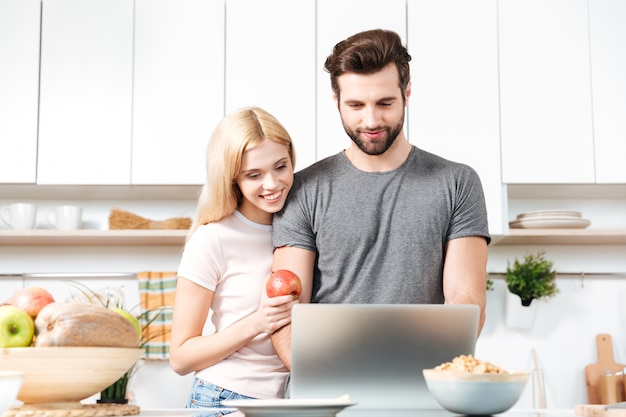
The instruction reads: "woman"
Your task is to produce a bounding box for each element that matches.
[169,107,297,413]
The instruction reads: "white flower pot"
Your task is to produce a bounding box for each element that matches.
[505,292,537,330]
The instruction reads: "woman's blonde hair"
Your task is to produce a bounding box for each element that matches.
[188,107,295,238]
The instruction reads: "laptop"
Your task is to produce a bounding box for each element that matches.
[290,304,479,411]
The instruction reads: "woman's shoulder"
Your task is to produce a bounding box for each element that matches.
[187,214,237,242]
[192,212,271,240]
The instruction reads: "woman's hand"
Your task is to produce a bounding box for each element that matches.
[253,291,299,335]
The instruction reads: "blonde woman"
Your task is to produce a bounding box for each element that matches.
[170,107,297,413]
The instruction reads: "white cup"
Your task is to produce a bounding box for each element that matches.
[47,205,82,230]
[0,203,37,230]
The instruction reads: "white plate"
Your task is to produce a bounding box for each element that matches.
[516,210,582,219]
[509,217,591,229]
[221,398,356,417]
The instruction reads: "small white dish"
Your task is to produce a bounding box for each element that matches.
[509,217,591,229]
[222,398,356,417]
[0,370,24,415]
[516,209,582,219]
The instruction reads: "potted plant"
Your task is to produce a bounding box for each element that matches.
[486,278,494,292]
[504,251,559,329]
[98,307,171,404]
[67,282,171,404]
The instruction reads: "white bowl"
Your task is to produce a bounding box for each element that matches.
[423,369,529,415]
[0,347,143,405]
[0,371,24,414]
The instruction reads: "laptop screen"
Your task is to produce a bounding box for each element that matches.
[290,304,479,410]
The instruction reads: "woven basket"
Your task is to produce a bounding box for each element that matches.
[108,208,191,230]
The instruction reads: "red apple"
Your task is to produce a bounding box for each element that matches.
[266,269,302,298]
[11,286,55,318]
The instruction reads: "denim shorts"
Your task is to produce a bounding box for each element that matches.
[186,377,255,416]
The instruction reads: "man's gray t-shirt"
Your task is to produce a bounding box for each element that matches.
[272,146,491,304]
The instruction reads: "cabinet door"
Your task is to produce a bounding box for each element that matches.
[225,0,316,170]
[316,0,406,162]
[499,0,594,184]
[0,0,40,184]
[589,0,626,183]
[37,0,133,185]
[407,0,505,235]
[133,0,224,185]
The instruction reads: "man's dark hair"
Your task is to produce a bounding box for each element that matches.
[324,29,412,100]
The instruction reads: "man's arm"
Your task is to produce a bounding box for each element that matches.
[270,246,316,369]
[442,236,489,335]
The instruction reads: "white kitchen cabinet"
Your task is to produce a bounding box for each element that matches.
[132,0,224,185]
[316,0,407,162]
[37,0,133,185]
[0,0,40,184]
[225,0,316,170]
[589,0,626,183]
[407,0,505,235]
[499,0,595,184]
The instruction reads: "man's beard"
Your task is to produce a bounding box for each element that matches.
[341,115,404,156]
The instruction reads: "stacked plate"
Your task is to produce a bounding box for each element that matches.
[509,210,591,229]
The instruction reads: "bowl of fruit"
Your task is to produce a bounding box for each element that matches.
[0,346,143,405]
[0,286,144,406]
[423,355,529,415]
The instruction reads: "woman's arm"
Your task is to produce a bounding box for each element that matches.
[169,277,297,375]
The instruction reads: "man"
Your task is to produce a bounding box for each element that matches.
[271,29,490,369]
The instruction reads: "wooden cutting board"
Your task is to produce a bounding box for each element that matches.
[585,334,626,404]
[575,404,626,417]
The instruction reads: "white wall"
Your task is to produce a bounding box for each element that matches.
[480,195,626,408]
[481,246,626,409]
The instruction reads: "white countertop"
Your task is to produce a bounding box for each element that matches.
[137,408,579,417]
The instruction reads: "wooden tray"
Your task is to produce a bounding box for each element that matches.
[2,403,140,417]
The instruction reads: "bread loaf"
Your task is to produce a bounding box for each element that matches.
[34,302,141,348]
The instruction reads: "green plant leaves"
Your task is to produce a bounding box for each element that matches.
[505,252,559,306]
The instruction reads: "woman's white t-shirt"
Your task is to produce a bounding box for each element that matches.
[177,210,288,398]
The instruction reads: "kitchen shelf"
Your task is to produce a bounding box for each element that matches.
[0,184,202,200]
[0,229,188,246]
[2,228,626,246]
[492,229,626,245]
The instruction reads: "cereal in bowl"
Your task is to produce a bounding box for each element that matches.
[434,354,509,374]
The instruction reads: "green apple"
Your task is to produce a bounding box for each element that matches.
[111,307,142,337]
[0,305,35,347]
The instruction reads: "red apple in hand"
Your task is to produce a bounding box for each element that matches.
[11,286,55,318]
[266,269,302,298]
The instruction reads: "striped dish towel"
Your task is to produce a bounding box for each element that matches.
[137,271,177,360]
